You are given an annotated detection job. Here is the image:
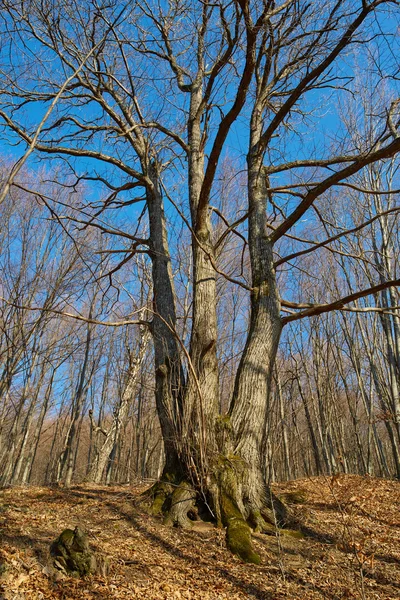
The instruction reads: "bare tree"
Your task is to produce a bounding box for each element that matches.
[87,314,151,483]
[1,0,400,563]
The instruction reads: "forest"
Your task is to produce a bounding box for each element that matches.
[0,0,399,598]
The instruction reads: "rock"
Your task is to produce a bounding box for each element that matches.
[50,527,97,577]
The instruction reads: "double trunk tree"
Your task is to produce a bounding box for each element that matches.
[1,0,400,563]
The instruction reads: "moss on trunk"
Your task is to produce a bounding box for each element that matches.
[215,455,261,564]
[142,465,181,515]
[143,446,293,564]
[220,489,261,564]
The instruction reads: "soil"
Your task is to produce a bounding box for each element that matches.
[0,474,399,599]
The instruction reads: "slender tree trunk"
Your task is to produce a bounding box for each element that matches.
[183,85,220,464]
[146,161,185,477]
[276,372,292,481]
[58,321,94,487]
[87,324,150,483]
[0,350,40,486]
[22,371,55,485]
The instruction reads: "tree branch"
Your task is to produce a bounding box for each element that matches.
[270,137,400,244]
[281,278,400,324]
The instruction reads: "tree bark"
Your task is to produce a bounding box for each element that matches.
[146,160,186,488]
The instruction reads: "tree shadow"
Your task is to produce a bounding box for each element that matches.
[4,486,399,599]
[104,500,285,599]
[362,568,400,591]
[1,530,52,565]
[299,524,337,545]
[23,487,134,508]
[374,552,400,566]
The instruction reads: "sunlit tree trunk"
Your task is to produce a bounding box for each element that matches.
[22,370,55,484]
[87,323,150,483]
[58,320,94,487]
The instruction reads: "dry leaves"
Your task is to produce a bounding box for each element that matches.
[0,475,399,599]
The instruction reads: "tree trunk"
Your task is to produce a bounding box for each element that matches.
[219,156,286,561]
[86,323,150,483]
[276,372,292,481]
[22,370,55,485]
[144,100,292,562]
[147,155,289,564]
[142,159,188,518]
[58,320,94,487]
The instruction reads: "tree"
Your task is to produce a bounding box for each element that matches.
[1,0,400,563]
[87,311,151,484]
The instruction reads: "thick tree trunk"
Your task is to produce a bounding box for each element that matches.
[146,153,290,564]
[144,74,293,560]
[217,156,286,561]
[146,160,186,489]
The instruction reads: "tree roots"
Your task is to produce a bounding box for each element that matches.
[144,456,293,565]
[163,481,197,528]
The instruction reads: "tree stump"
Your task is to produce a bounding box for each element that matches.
[50,527,97,577]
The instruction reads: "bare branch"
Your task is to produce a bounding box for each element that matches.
[275,205,400,267]
[282,278,400,324]
[0,4,130,206]
[270,137,400,244]
[0,297,149,328]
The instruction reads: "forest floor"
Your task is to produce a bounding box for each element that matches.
[0,474,399,599]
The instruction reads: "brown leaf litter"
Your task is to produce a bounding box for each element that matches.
[0,475,399,599]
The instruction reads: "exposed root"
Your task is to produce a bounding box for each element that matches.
[262,488,292,529]
[216,456,261,564]
[221,491,261,564]
[248,509,271,533]
[163,481,197,528]
[141,453,296,564]
[279,490,307,505]
[141,479,174,515]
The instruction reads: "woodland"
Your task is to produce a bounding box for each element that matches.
[0,0,400,596]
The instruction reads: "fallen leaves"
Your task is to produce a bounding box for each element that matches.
[0,475,399,599]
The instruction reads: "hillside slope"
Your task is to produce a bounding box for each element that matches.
[0,475,399,599]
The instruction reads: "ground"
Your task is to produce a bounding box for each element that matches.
[0,475,399,599]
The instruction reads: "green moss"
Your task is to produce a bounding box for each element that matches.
[150,490,168,516]
[279,490,307,505]
[260,524,304,539]
[222,493,261,564]
[215,415,232,430]
[227,518,261,564]
[50,528,96,577]
[58,529,74,546]
[142,473,177,515]
[279,528,304,539]
[215,454,245,481]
